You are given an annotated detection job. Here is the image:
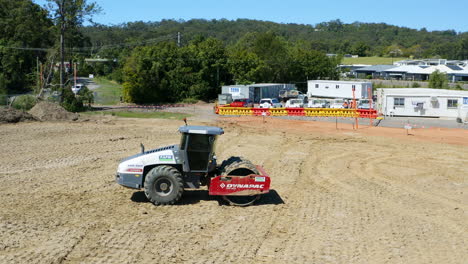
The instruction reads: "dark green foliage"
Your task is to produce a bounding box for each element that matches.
[122,33,340,103]
[411,82,421,88]
[0,0,54,93]
[428,70,449,89]
[77,85,94,106]
[12,95,36,110]
[61,85,93,112]
[61,86,83,112]
[123,38,232,104]
[82,19,468,60]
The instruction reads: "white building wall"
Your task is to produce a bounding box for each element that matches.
[307,80,372,99]
[377,88,468,118]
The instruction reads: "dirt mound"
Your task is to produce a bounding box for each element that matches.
[28,101,78,121]
[0,107,37,123]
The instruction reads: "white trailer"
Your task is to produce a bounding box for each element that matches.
[307,80,372,99]
[376,88,468,118]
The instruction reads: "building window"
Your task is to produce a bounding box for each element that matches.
[352,85,356,90]
[315,84,319,88]
[336,85,339,89]
[394,97,405,107]
[447,99,458,108]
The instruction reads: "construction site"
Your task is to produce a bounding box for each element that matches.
[0,103,467,263]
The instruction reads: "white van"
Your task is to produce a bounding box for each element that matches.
[329,99,345,109]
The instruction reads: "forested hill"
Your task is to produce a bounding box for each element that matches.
[82,19,468,60]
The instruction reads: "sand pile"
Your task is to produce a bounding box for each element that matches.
[0,107,37,123]
[28,101,79,121]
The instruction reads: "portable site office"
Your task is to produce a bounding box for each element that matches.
[307,80,373,99]
[376,88,468,118]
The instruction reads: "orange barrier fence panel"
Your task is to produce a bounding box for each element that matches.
[269,108,288,116]
[252,108,271,116]
[357,109,378,119]
[286,108,305,116]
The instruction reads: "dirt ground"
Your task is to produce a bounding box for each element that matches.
[0,106,467,263]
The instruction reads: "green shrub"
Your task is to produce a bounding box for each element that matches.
[0,87,7,105]
[61,87,84,112]
[12,95,36,110]
[181,97,198,104]
[77,86,94,107]
[411,82,421,88]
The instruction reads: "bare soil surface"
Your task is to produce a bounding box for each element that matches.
[0,106,467,263]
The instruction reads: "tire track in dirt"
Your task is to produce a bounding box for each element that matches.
[1,116,467,264]
[307,140,466,263]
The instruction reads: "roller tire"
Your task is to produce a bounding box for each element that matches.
[219,156,260,206]
[219,156,259,176]
[144,165,184,205]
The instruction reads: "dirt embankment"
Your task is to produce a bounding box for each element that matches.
[0,107,37,123]
[1,101,78,124]
[28,101,79,121]
[0,114,466,263]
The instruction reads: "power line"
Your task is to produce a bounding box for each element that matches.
[0,34,177,53]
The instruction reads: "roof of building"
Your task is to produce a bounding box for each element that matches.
[383,65,468,75]
[354,65,396,72]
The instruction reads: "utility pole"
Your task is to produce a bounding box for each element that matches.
[36,56,40,92]
[59,0,65,102]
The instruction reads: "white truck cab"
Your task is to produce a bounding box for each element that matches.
[259,98,282,108]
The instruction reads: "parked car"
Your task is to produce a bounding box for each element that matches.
[307,99,330,108]
[285,98,304,108]
[329,99,345,109]
[71,84,83,94]
[230,98,254,107]
[259,98,282,108]
[358,99,372,109]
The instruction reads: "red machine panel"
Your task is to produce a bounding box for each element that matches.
[209,166,271,196]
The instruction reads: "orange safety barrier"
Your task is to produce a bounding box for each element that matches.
[252,108,270,116]
[286,108,305,116]
[218,107,253,116]
[269,108,288,116]
[357,109,378,118]
[216,106,378,119]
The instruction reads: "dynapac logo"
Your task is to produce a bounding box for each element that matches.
[221,183,265,189]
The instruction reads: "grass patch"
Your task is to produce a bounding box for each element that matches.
[342,56,408,65]
[82,110,191,119]
[92,77,123,105]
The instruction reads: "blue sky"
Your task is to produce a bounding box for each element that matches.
[33,0,468,32]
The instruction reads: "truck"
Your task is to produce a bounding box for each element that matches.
[218,93,233,105]
[222,84,295,103]
[279,89,305,102]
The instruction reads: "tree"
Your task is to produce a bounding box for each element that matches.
[45,0,100,95]
[0,0,54,93]
[428,70,448,89]
[351,42,370,56]
[228,32,291,83]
